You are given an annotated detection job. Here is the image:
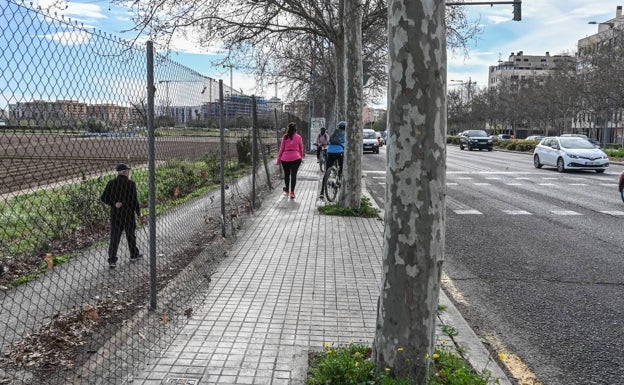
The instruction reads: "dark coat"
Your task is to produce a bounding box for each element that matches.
[100,175,140,221]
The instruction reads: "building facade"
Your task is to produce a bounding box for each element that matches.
[488,51,574,89]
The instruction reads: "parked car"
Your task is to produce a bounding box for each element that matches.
[525,135,545,142]
[533,136,609,173]
[362,129,380,154]
[496,134,512,141]
[459,130,493,151]
[619,171,624,203]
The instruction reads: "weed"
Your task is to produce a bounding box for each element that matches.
[318,196,381,219]
[441,325,459,338]
[307,342,496,385]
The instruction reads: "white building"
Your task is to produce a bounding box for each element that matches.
[488,51,573,89]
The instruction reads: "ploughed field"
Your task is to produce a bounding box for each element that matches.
[0,134,236,196]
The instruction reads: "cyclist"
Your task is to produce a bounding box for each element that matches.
[314,127,329,163]
[319,121,346,200]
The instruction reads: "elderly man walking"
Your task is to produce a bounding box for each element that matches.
[100,163,143,269]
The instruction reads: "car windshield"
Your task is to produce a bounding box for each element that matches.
[363,131,377,139]
[559,137,596,149]
[466,130,488,137]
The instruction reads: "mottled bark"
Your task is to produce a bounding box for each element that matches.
[373,0,447,383]
[340,0,363,209]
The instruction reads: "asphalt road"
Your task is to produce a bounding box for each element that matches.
[363,145,624,385]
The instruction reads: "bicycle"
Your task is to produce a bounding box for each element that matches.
[322,162,342,202]
[318,148,327,172]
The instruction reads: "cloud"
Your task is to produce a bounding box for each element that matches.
[34,0,106,20]
[41,30,91,45]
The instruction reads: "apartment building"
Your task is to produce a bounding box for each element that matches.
[576,5,624,143]
[488,51,574,89]
[578,6,624,57]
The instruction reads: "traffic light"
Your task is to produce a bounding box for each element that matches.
[513,1,522,21]
[363,60,372,85]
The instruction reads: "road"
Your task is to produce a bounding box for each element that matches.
[363,145,624,385]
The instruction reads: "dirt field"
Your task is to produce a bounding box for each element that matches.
[0,133,241,196]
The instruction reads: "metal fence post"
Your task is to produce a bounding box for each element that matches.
[146,41,157,310]
[252,96,257,210]
[219,80,226,238]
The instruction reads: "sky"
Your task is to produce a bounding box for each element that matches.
[19,0,624,108]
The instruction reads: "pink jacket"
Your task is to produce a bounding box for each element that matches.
[277,133,304,164]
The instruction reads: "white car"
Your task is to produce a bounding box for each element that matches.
[533,136,609,173]
[362,129,380,154]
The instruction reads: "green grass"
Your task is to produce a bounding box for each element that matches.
[318,196,381,219]
[0,157,254,287]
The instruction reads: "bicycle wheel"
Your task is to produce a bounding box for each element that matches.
[324,166,340,202]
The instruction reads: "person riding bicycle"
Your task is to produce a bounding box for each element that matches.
[315,127,329,163]
[319,121,346,200]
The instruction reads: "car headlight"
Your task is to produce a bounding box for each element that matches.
[567,154,579,159]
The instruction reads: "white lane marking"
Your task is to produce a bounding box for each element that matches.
[568,183,587,186]
[551,210,582,216]
[454,209,482,215]
[485,177,501,180]
[538,183,555,186]
[505,183,522,186]
[502,210,532,215]
[473,183,491,186]
[447,183,459,186]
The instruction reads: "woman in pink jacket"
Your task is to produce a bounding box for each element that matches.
[276,122,304,199]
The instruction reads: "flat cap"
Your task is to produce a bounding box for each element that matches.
[116,163,131,172]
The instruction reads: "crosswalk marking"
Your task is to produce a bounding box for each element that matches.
[600,210,624,216]
[538,183,555,186]
[502,210,532,215]
[454,209,482,215]
[551,210,582,216]
[568,183,587,186]
[505,183,522,186]
[473,183,491,186]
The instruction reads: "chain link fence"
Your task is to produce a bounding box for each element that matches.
[0,1,307,383]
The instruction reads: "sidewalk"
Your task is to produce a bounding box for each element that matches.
[131,159,512,385]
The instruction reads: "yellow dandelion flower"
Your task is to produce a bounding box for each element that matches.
[498,353,506,361]
[433,353,440,359]
[385,368,391,373]
[397,347,404,353]
[425,353,430,359]
[355,362,360,367]
[324,342,330,349]
[327,350,334,355]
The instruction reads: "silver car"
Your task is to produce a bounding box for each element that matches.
[533,136,609,173]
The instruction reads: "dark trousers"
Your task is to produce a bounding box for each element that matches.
[282,159,302,193]
[108,217,139,263]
